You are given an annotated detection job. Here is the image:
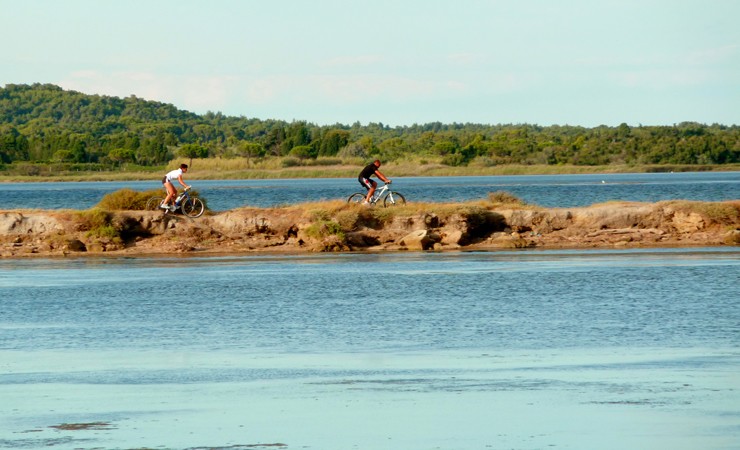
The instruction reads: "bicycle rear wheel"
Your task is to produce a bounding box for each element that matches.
[182,198,205,218]
[383,191,406,207]
[347,193,366,204]
[146,196,165,211]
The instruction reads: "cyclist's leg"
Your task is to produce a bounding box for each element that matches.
[358,177,370,190]
[163,180,177,208]
[358,177,371,202]
[365,179,377,202]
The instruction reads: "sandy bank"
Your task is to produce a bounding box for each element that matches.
[1,200,739,258]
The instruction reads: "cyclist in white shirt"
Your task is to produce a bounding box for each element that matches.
[160,164,190,211]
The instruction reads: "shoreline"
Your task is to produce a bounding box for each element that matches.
[2,199,738,259]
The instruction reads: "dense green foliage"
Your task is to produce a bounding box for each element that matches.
[1,83,738,170]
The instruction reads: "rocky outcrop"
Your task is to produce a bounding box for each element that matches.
[1,200,738,257]
[0,212,64,235]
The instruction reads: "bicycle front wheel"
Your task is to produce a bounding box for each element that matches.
[181,197,205,218]
[146,196,165,211]
[383,191,406,207]
[347,193,366,204]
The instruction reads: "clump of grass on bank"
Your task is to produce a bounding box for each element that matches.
[305,220,345,240]
[303,207,345,239]
[73,208,121,241]
[95,188,208,211]
[334,209,362,230]
[96,188,160,210]
[662,200,740,225]
[487,191,528,207]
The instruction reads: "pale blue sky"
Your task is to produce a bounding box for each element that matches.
[3,0,738,126]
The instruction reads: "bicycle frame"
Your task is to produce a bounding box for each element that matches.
[347,183,405,207]
[368,184,390,204]
[173,188,191,206]
[148,186,205,218]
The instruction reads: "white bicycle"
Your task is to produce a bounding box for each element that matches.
[347,183,406,207]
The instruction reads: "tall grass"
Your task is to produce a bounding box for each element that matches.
[2,157,737,182]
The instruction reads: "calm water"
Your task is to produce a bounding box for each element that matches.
[1,249,739,449]
[2,171,739,210]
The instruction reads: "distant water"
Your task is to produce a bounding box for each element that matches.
[2,171,739,210]
[1,248,739,449]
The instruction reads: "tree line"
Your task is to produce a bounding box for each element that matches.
[1,83,738,169]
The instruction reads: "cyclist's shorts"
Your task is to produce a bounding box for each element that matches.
[358,177,375,190]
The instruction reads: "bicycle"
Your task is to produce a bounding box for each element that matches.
[347,182,406,207]
[146,186,205,218]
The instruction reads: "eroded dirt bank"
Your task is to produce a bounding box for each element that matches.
[1,200,739,258]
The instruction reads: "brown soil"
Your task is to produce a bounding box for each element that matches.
[49,422,114,431]
[1,200,739,258]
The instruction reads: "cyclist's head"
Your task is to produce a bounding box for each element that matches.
[180,164,189,171]
[374,159,381,167]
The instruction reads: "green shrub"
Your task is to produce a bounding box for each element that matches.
[75,208,110,230]
[305,220,345,240]
[335,210,360,230]
[75,208,122,241]
[309,209,332,222]
[367,207,396,225]
[87,224,119,240]
[96,188,207,211]
[289,146,313,160]
[281,157,302,167]
[96,188,159,210]
[441,153,467,167]
[488,191,526,205]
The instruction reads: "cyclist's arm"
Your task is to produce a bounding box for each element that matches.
[375,170,391,184]
[176,174,189,189]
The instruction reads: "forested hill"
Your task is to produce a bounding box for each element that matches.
[1,83,738,168]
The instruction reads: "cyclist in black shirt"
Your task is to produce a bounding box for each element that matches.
[358,159,391,204]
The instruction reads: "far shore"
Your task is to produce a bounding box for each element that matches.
[1,162,738,183]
